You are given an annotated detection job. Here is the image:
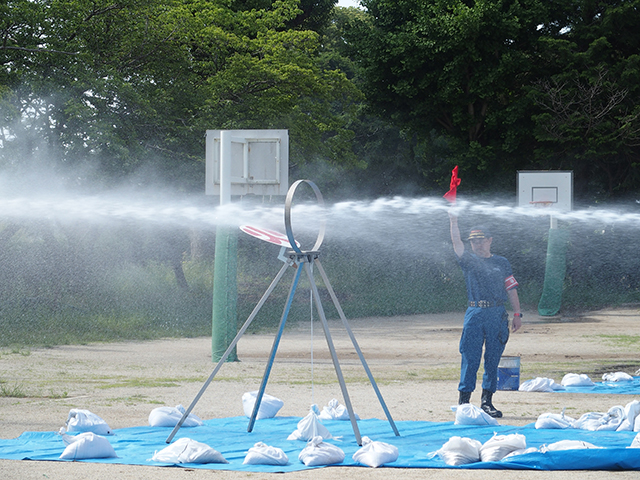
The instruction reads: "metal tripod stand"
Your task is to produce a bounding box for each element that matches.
[166,180,399,446]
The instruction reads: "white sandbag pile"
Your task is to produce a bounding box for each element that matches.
[298,435,345,466]
[242,391,284,420]
[479,433,527,462]
[535,411,575,429]
[243,442,289,465]
[65,409,113,435]
[59,431,117,460]
[618,400,640,431]
[536,400,640,432]
[540,440,600,452]
[573,405,625,431]
[561,373,595,387]
[453,403,499,426]
[603,371,634,382]
[352,436,398,468]
[432,431,615,465]
[148,404,203,428]
[432,436,482,466]
[151,437,227,464]
[519,377,564,392]
[319,398,359,421]
[288,405,333,441]
[521,370,637,391]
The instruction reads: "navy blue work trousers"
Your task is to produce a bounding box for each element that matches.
[458,307,510,393]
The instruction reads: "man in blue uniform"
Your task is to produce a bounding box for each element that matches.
[449,212,522,418]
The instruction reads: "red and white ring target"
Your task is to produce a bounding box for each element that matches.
[240,225,300,248]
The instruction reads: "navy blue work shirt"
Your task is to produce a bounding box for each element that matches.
[458,250,518,304]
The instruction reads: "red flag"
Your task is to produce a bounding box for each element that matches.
[443,166,461,203]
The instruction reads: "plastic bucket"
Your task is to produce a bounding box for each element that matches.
[497,356,520,391]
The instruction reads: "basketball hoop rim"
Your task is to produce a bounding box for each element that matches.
[530,200,554,207]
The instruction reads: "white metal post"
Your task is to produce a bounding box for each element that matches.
[219,130,232,206]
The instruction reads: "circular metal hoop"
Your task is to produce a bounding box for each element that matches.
[284,180,325,254]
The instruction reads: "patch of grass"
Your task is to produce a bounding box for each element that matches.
[287,378,344,386]
[97,378,182,389]
[0,382,27,398]
[593,334,640,348]
[411,366,460,382]
[46,389,69,399]
[105,394,150,405]
[0,347,31,357]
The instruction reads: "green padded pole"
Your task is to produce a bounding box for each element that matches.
[538,227,570,316]
[211,225,238,362]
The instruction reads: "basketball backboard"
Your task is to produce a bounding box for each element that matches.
[517,171,573,212]
[205,130,289,198]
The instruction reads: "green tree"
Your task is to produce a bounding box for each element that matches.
[347,0,553,192]
[346,0,640,198]
[529,0,640,198]
[0,0,360,190]
[297,4,427,198]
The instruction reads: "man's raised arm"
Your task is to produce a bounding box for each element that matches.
[449,211,464,258]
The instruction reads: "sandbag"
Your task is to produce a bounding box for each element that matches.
[573,406,625,431]
[298,436,345,466]
[148,405,203,428]
[535,412,575,429]
[504,447,539,458]
[540,440,600,452]
[151,437,227,464]
[453,403,499,426]
[561,373,594,387]
[59,432,117,460]
[318,398,359,421]
[480,433,527,462]
[598,405,625,431]
[243,442,289,465]
[602,371,634,382]
[519,377,563,392]
[242,391,284,420]
[65,409,113,435]
[572,411,607,431]
[433,436,482,466]
[352,436,399,468]
[617,400,640,431]
[288,405,332,441]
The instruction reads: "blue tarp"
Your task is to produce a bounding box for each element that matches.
[1,416,640,471]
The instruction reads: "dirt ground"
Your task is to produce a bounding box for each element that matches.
[2,306,640,479]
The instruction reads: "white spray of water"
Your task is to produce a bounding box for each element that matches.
[2,191,638,261]
[2,193,639,232]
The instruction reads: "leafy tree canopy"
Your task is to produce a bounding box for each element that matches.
[528,0,640,198]
[347,0,640,199]
[0,0,359,191]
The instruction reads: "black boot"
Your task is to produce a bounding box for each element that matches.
[458,390,472,405]
[481,389,502,418]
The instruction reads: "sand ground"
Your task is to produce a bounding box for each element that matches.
[1,306,640,479]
